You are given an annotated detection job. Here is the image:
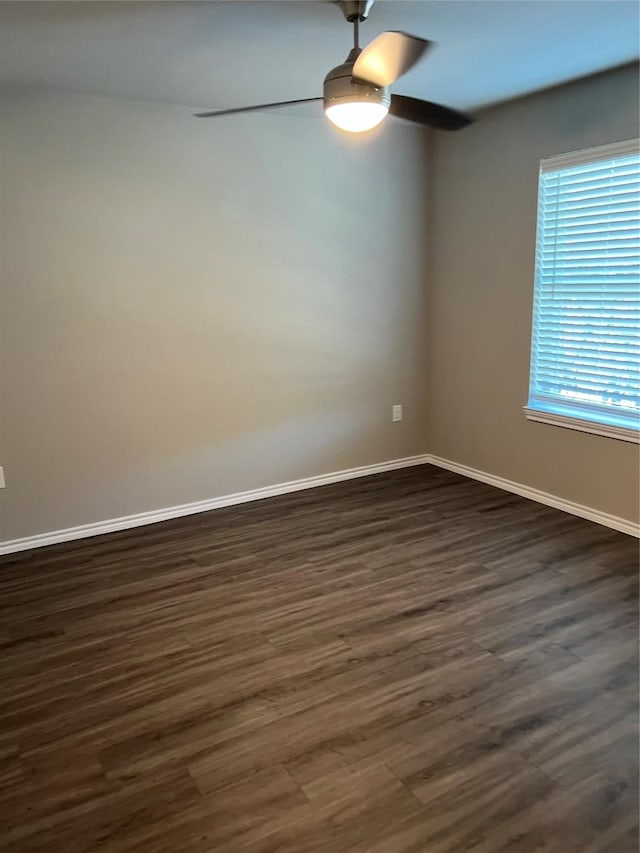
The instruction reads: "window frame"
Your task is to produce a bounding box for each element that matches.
[525,138,640,445]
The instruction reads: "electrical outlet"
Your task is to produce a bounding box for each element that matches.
[0,467,4,488]
[392,404,403,423]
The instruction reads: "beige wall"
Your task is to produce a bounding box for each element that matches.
[426,64,640,523]
[2,66,638,543]
[0,91,429,540]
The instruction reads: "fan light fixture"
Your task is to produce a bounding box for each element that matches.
[322,45,391,134]
[324,99,389,133]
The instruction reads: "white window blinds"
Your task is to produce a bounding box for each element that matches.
[527,139,640,438]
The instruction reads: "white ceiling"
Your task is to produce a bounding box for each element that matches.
[0,0,638,113]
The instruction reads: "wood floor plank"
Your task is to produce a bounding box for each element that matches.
[0,465,637,851]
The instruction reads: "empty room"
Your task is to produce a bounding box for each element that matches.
[0,1,638,850]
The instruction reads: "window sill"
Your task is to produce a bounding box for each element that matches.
[524,407,640,445]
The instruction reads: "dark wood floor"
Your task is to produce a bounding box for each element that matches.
[0,465,638,852]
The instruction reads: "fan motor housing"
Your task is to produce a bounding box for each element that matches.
[323,59,390,111]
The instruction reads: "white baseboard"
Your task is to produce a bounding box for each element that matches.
[2,451,637,555]
[0,454,430,556]
[426,454,640,538]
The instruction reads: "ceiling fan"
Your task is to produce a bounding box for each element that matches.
[195,0,473,133]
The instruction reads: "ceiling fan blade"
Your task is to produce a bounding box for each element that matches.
[195,97,322,118]
[389,95,473,130]
[352,31,431,87]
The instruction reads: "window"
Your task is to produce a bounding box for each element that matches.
[526,139,640,443]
